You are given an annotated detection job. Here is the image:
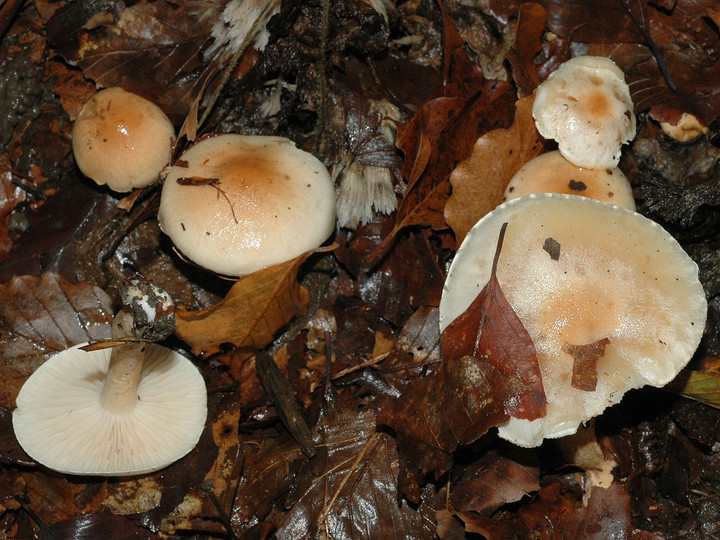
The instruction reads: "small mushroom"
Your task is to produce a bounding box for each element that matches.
[12,281,206,476]
[72,87,175,192]
[157,133,336,277]
[532,56,636,169]
[660,112,709,142]
[503,150,636,210]
[440,194,706,448]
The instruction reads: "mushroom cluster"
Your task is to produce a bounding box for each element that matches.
[72,87,175,193]
[157,133,336,277]
[440,194,707,448]
[13,279,207,476]
[516,56,637,208]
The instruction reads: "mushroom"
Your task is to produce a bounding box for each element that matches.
[72,87,175,192]
[12,280,207,476]
[440,194,707,448]
[660,112,709,142]
[503,150,636,210]
[532,56,636,169]
[157,133,336,277]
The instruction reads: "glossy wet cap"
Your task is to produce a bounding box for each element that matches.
[72,87,175,192]
[158,134,336,276]
[440,194,706,447]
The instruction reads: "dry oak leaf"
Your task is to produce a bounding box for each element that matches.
[0,272,113,409]
[445,95,542,245]
[175,248,334,357]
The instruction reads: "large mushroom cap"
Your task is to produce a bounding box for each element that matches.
[158,133,336,277]
[13,343,207,476]
[532,56,636,169]
[440,194,706,447]
[503,150,635,210]
[72,87,175,192]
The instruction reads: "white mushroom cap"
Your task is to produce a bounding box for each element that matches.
[503,150,636,210]
[440,194,706,447]
[72,87,175,192]
[532,56,636,169]
[12,343,207,476]
[158,134,336,277]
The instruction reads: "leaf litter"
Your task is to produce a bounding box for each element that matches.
[1,0,720,538]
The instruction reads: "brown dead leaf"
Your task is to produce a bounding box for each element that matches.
[0,272,113,409]
[175,248,333,357]
[441,225,545,421]
[48,2,215,120]
[450,448,539,516]
[445,95,542,245]
[511,479,648,539]
[373,9,516,260]
[275,400,434,539]
[45,58,96,120]
[507,2,548,94]
[564,338,611,392]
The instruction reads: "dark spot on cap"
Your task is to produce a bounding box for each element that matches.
[543,237,561,261]
[181,222,186,231]
[568,180,587,192]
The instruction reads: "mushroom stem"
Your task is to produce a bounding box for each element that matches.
[101,309,145,413]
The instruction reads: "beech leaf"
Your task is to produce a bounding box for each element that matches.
[380,225,545,500]
[445,95,542,245]
[175,248,333,357]
[441,224,546,420]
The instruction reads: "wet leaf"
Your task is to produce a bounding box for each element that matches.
[0,272,113,408]
[48,1,215,120]
[445,95,542,245]
[449,449,540,517]
[275,401,434,540]
[175,249,333,357]
[380,226,545,500]
[441,225,546,420]
[564,338,612,392]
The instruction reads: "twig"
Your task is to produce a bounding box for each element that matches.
[256,351,317,457]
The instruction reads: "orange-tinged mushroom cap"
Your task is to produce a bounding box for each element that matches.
[440,194,706,447]
[533,56,636,169]
[158,134,336,277]
[72,87,175,192]
[503,150,636,210]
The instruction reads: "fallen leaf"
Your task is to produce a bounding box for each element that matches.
[175,247,333,357]
[445,95,542,245]
[564,338,611,392]
[449,448,540,517]
[441,224,546,420]
[48,2,215,120]
[507,2,548,94]
[666,369,720,409]
[373,9,516,260]
[275,399,434,539]
[0,272,113,409]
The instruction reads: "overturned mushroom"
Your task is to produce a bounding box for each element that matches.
[532,56,636,169]
[440,194,706,448]
[12,280,207,476]
[72,87,175,192]
[158,134,336,277]
[503,150,635,210]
